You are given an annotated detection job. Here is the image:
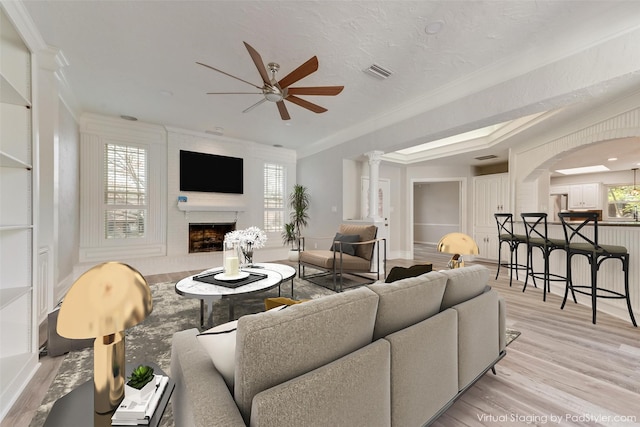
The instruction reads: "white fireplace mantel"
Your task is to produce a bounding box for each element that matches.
[177,202,246,221]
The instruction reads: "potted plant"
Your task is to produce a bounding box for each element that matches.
[125,364,156,401]
[282,222,298,261]
[283,184,309,261]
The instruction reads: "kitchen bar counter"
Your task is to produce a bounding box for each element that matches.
[511,222,639,325]
[546,221,640,227]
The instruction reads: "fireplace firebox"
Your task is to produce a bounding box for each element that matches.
[189,223,236,253]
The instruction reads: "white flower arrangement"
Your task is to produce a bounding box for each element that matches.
[225,226,267,249]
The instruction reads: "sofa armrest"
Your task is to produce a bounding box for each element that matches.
[171,329,245,427]
[498,295,507,352]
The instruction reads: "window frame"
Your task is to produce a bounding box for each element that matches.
[104,142,148,240]
[263,162,286,234]
[605,183,640,221]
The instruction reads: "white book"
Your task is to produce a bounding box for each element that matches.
[112,375,169,424]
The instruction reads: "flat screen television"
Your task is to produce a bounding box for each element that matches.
[179,150,243,194]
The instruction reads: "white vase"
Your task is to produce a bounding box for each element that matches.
[288,249,299,262]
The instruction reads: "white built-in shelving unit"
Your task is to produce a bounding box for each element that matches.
[0,4,38,420]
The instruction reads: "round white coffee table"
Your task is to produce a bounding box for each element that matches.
[175,262,296,328]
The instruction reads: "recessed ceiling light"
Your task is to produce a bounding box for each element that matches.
[273,144,283,148]
[120,115,137,121]
[555,165,610,175]
[608,157,618,161]
[425,20,444,35]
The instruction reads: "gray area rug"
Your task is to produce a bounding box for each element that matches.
[30,272,520,426]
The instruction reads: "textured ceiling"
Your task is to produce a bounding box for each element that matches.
[20,0,640,167]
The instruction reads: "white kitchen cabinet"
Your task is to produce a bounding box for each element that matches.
[568,183,600,209]
[473,173,510,261]
[0,5,38,420]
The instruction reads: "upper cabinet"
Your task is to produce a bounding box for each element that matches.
[568,183,600,209]
[473,173,510,228]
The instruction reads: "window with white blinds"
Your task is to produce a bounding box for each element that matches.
[264,163,285,232]
[104,143,147,239]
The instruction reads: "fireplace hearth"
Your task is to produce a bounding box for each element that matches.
[189,223,236,253]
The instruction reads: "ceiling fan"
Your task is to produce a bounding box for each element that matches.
[197,42,344,120]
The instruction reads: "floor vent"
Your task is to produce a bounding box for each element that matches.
[364,64,393,79]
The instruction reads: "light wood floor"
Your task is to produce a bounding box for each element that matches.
[4,247,639,427]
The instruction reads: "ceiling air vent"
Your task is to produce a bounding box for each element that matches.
[364,64,393,80]
[474,154,498,161]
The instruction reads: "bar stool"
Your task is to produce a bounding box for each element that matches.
[521,213,566,302]
[494,213,528,287]
[558,212,637,327]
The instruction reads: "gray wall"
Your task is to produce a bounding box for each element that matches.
[413,181,460,244]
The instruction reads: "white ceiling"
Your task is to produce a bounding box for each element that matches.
[19,0,640,169]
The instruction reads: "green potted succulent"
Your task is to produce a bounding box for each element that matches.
[282,184,309,261]
[125,364,156,401]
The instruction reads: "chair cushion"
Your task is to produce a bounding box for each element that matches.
[300,250,371,271]
[568,242,628,255]
[385,264,433,283]
[339,224,377,260]
[330,232,360,256]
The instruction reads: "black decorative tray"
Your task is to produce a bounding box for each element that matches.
[192,271,268,288]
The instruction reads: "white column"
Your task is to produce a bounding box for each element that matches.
[365,150,384,221]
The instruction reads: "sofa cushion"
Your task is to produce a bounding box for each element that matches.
[250,340,391,427]
[384,264,433,283]
[196,305,288,391]
[440,265,490,310]
[234,286,379,423]
[330,232,360,256]
[453,289,500,390]
[385,309,458,427]
[368,271,447,340]
[196,320,238,390]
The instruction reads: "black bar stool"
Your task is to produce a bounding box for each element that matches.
[558,212,637,327]
[494,213,528,287]
[521,213,566,302]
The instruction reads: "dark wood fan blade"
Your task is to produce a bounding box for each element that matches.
[285,95,327,113]
[196,62,261,89]
[286,86,344,96]
[276,101,291,120]
[206,92,262,95]
[243,42,271,85]
[278,56,319,89]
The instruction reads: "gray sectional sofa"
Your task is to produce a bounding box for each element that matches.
[170,264,506,427]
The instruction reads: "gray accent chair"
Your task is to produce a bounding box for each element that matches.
[298,223,387,291]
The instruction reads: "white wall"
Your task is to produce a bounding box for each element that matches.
[413,181,460,244]
[55,101,79,302]
[69,116,296,278]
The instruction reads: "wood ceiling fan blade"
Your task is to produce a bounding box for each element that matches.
[243,42,271,85]
[206,92,262,95]
[278,56,319,89]
[276,101,291,120]
[196,62,262,89]
[286,86,344,96]
[285,95,327,113]
[243,98,267,113]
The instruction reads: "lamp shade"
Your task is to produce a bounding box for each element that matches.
[57,262,152,339]
[437,233,479,255]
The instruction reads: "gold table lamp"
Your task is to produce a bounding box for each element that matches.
[57,262,152,413]
[437,232,479,268]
